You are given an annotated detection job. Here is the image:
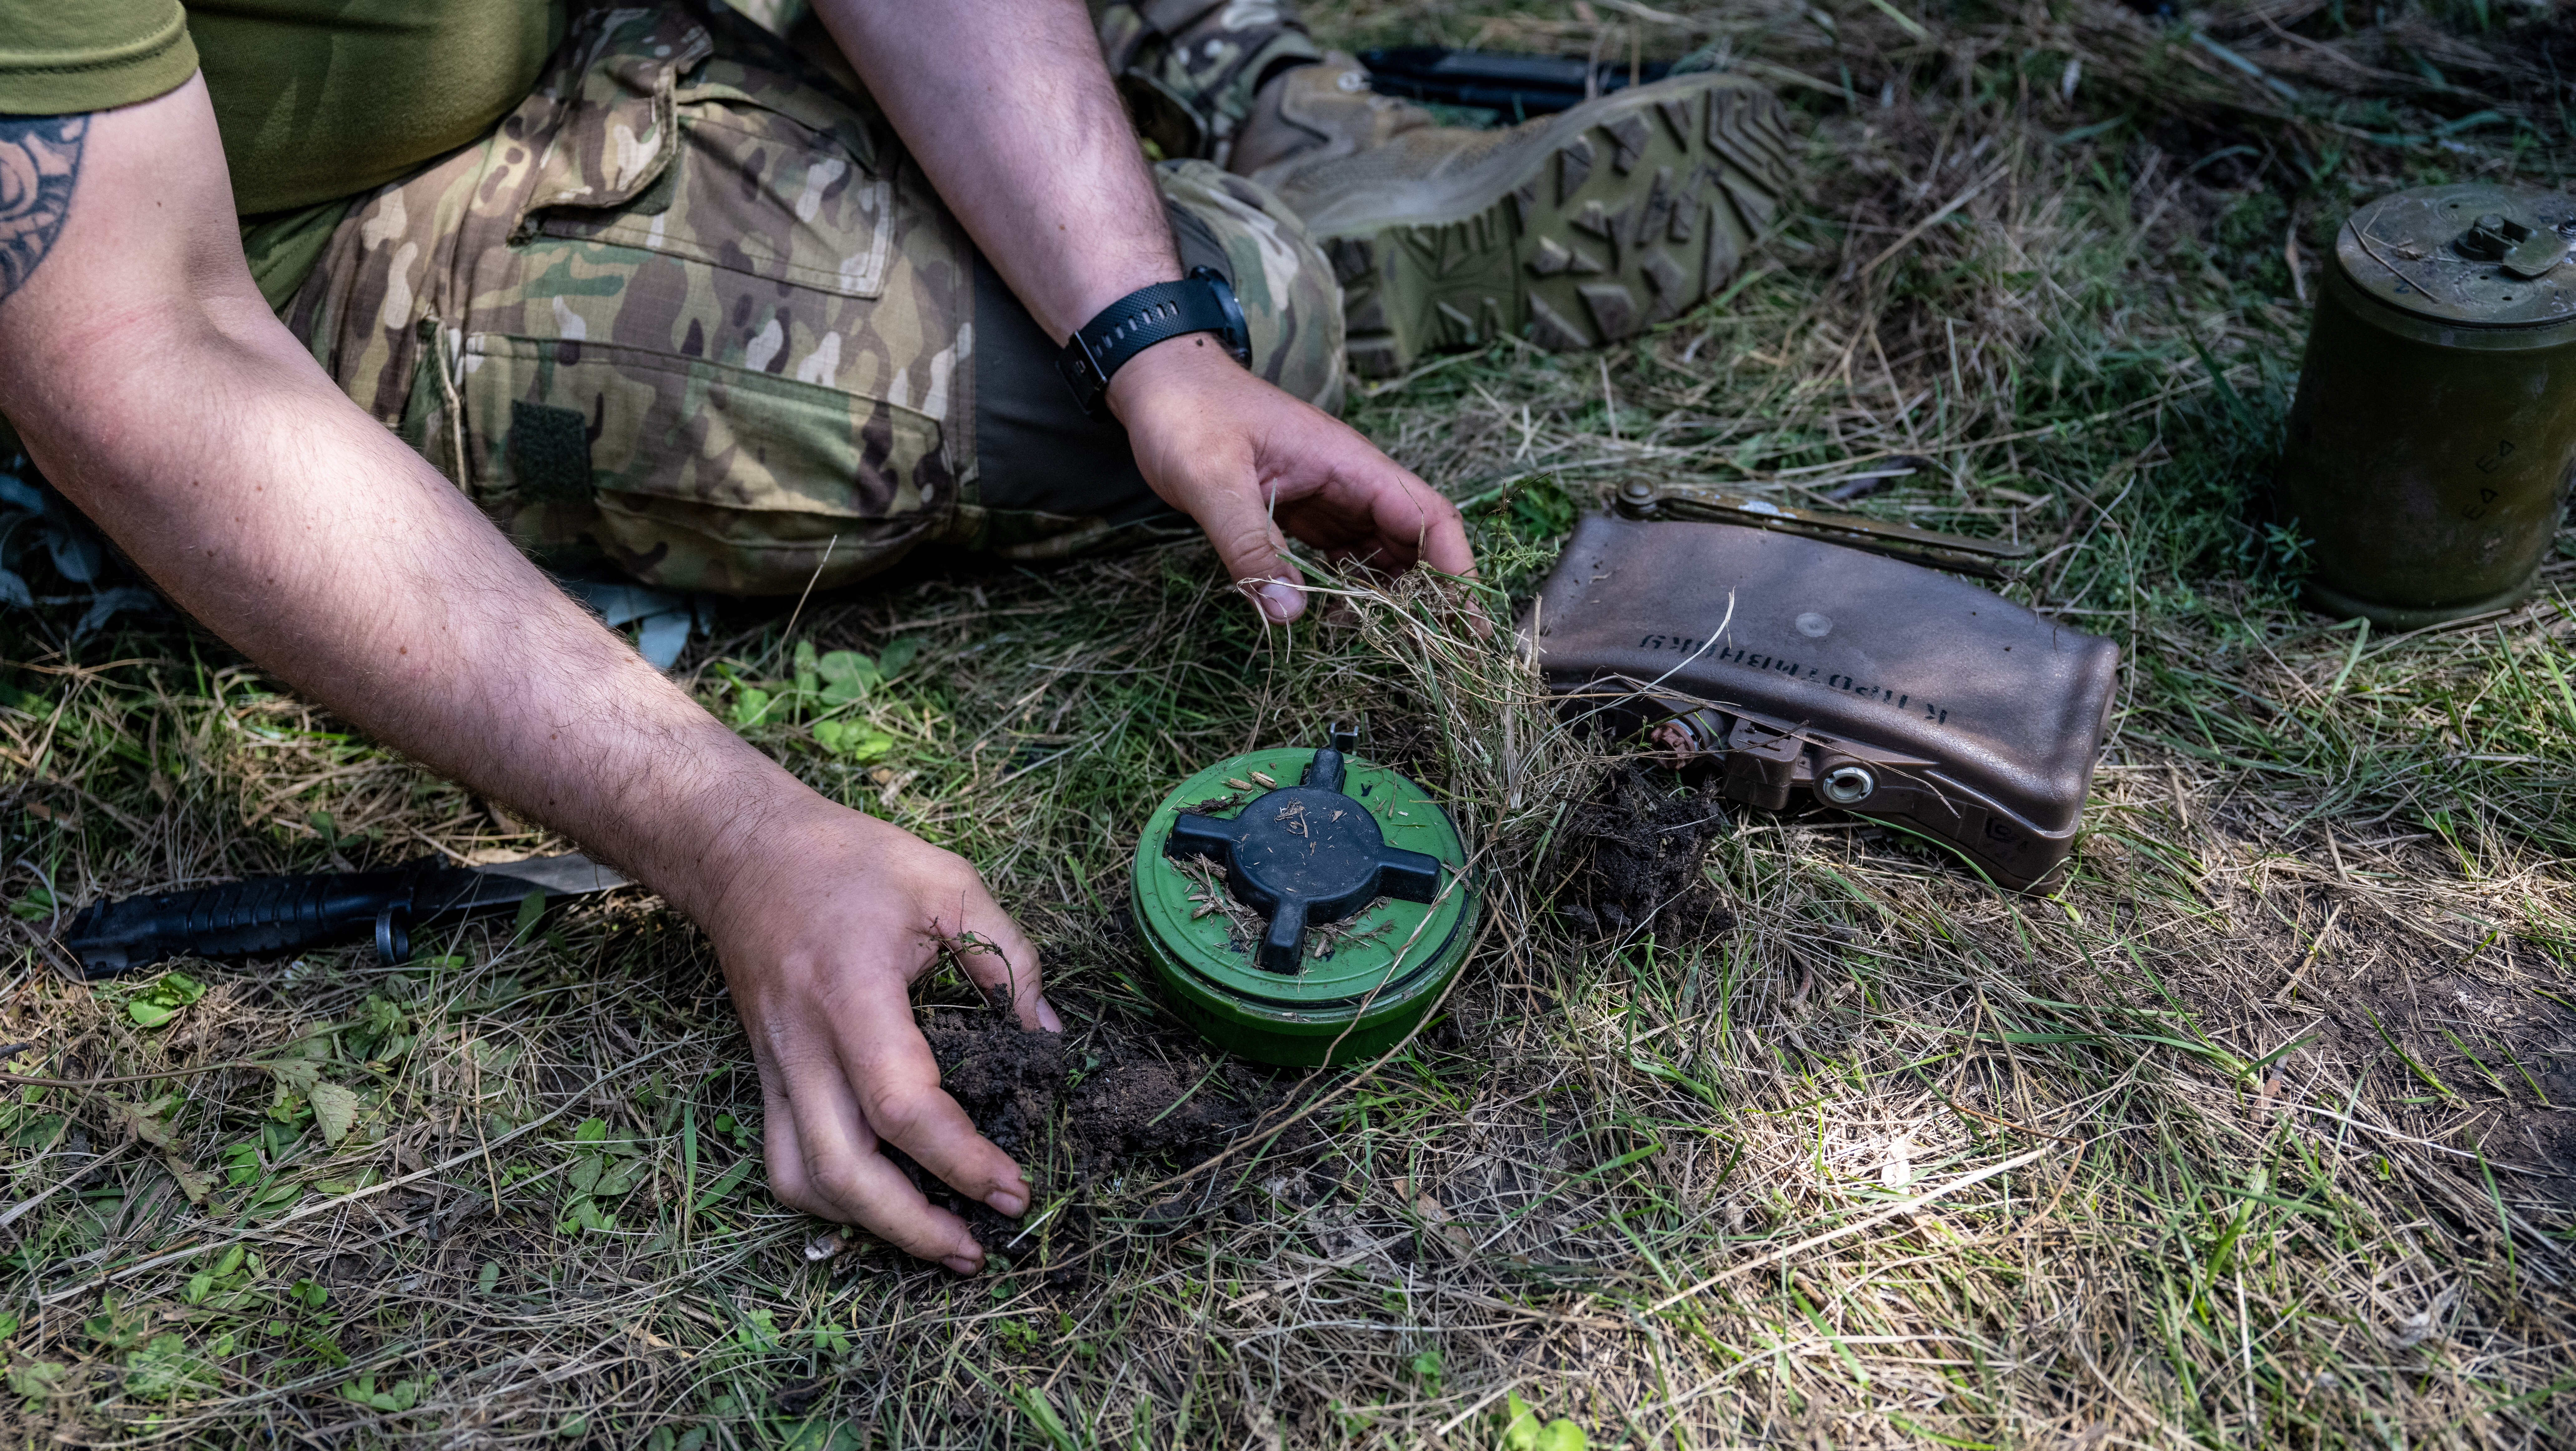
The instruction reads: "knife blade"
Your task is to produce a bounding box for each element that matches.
[56,853,630,980]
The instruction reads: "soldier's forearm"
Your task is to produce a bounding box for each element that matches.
[34,321,808,919]
[0,81,822,932]
[814,0,1181,343]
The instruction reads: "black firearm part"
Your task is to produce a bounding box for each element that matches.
[57,854,627,980]
[1359,46,1673,116]
[1164,727,1444,972]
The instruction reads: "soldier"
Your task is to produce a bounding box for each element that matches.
[0,0,1789,1269]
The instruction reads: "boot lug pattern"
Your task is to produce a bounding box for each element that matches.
[1605,115,1650,174]
[1324,75,1797,378]
[1556,137,1595,204]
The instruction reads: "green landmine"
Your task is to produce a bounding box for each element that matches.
[1131,743,1476,1067]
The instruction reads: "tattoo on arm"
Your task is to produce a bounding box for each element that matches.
[0,115,89,302]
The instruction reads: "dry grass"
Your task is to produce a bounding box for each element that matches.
[4,1,2574,1446]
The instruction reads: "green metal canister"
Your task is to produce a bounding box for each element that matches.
[2276,183,2576,628]
[1130,735,1477,1067]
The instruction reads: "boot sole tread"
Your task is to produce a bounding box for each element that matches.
[1326,76,1798,378]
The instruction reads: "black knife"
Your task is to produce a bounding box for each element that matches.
[56,853,629,980]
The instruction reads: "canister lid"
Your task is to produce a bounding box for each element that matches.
[2334,183,2576,328]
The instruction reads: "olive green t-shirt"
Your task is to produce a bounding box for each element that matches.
[0,1,563,302]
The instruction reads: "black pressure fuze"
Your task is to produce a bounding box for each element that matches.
[1525,489,2119,891]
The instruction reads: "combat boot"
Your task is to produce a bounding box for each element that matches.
[1245,64,1801,377]
[1228,52,1439,190]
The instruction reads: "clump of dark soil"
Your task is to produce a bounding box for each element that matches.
[908,1011,1313,1252]
[1554,760,1737,940]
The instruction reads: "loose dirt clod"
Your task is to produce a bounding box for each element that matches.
[915,1010,1312,1249]
[1554,760,1736,940]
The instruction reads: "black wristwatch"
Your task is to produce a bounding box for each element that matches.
[1055,266,1250,417]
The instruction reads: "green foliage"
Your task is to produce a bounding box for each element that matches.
[124,1334,213,1401]
[8,1360,69,1406]
[340,1371,436,1413]
[120,970,206,1028]
[2208,188,2291,296]
[1464,473,1578,598]
[308,1082,361,1146]
[713,635,924,758]
[182,1246,261,1307]
[559,1115,649,1232]
[994,1317,1042,1355]
[1011,1386,1077,1451]
[1499,1393,1588,1451]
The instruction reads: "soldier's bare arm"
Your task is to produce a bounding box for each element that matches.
[815,0,1476,622]
[0,77,1055,1273]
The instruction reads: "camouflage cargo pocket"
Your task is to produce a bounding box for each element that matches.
[292,4,974,595]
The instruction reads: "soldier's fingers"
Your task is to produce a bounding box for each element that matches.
[1389,475,1476,580]
[836,970,1033,1217]
[773,1042,987,1273]
[758,1068,816,1211]
[1197,472,1306,623]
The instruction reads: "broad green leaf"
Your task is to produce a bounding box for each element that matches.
[730,686,774,728]
[596,1158,644,1197]
[811,720,895,761]
[126,971,207,1028]
[815,650,879,705]
[116,1099,179,1150]
[268,1058,321,1096]
[1502,1392,1541,1451]
[1535,1418,1588,1451]
[877,635,923,680]
[309,1083,360,1147]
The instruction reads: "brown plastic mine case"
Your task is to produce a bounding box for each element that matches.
[1525,514,2120,890]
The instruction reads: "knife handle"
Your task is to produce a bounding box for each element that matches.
[57,867,417,980]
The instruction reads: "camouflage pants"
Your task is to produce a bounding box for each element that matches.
[289,3,1344,595]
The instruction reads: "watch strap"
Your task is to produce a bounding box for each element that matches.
[1055,266,1251,416]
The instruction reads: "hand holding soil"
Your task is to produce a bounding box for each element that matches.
[701,797,1061,1275]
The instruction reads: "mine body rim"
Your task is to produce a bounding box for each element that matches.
[1129,747,1479,1052]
